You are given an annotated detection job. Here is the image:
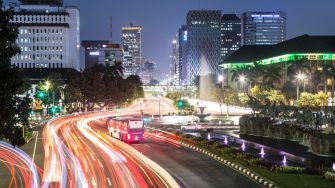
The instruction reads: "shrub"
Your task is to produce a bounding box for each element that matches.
[272,166,306,174]
[325,171,335,182]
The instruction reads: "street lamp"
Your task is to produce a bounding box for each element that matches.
[296,73,306,101]
[239,75,246,92]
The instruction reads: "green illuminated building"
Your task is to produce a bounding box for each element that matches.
[219,35,335,92]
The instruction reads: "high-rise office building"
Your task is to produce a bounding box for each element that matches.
[122,24,142,69]
[123,46,138,77]
[242,11,286,45]
[178,25,188,85]
[20,0,63,6]
[98,43,123,67]
[9,2,80,71]
[171,37,180,85]
[82,40,110,69]
[220,14,241,63]
[187,10,222,84]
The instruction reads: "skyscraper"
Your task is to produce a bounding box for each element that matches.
[171,37,180,85]
[242,11,286,45]
[122,24,142,71]
[187,10,222,84]
[220,14,241,63]
[178,25,188,85]
[10,2,80,71]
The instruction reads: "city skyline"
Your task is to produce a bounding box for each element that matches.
[4,0,335,78]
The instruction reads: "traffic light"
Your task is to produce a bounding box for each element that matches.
[37,91,46,98]
[177,100,184,108]
[143,117,150,123]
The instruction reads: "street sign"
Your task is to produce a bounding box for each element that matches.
[35,99,43,110]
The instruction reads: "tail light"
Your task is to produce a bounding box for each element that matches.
[127,134,131,140]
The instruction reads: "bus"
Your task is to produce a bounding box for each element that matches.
[106,117,144,143]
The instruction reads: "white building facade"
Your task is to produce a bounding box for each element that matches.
[9,4,80,71]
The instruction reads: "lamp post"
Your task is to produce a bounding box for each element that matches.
[296,73,306,101]
[239,75,246,92]
[44,81,50,116]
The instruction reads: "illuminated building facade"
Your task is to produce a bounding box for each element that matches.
[187,10,222,84]
[98,43,123,67]
[178,25,188,85]
[220,35,335,94]
[82,40,110,69]
[242,11,286,45]
[9,2,80,71]
[122,24,142,68]
[171,36,180,85]
[220,14,241,63]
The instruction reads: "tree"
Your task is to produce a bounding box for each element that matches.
[250,85,271,104]
[107,61,124,86]
[266,90,285,105]
[315,91,328,107]
[238,93,249,107]
[281,81,296,104]
[211,86,236,116]
[298,92,316,107]
[262,65,282,88]
[0,2,31,146]
[287,61,310,79]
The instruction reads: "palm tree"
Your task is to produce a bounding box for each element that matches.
[262,65,282,88]
[248,62,265,86]
[107,61,125,86]
[230,67,249,82]
[281,81,296,104]
[287,61,310,79]
[109,61,124,79]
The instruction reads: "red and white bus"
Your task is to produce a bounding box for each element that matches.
[107,117,144,143]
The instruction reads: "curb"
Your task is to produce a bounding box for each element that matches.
[153,134,278,188]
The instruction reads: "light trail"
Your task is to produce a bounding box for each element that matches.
[0,141,42,188]
[40,106,179,187]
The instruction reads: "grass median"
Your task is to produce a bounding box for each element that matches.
[148,129,335,188]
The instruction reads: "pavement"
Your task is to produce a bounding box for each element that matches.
[0,125,44,188]
[132,136,260,188]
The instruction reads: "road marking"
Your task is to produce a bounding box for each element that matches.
[107,177,112,186]
[32,131,39,162]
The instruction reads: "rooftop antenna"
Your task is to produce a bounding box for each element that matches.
[110,16,113,44]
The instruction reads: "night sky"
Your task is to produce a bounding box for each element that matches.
[5,0,335,79]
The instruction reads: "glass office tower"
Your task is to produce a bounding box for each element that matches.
[242,11,286,45]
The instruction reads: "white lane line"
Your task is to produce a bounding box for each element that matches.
[107,177,112,186]
[32,131,39,162]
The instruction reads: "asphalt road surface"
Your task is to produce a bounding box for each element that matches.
[89,119,260,188]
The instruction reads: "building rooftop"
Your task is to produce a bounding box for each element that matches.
[81,40,110,47]
[221,35,335,66]
[221,14,240,21]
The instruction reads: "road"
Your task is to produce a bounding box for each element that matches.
[40,112,177,188]
[0,96,257,187]
[89,119,260,188]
